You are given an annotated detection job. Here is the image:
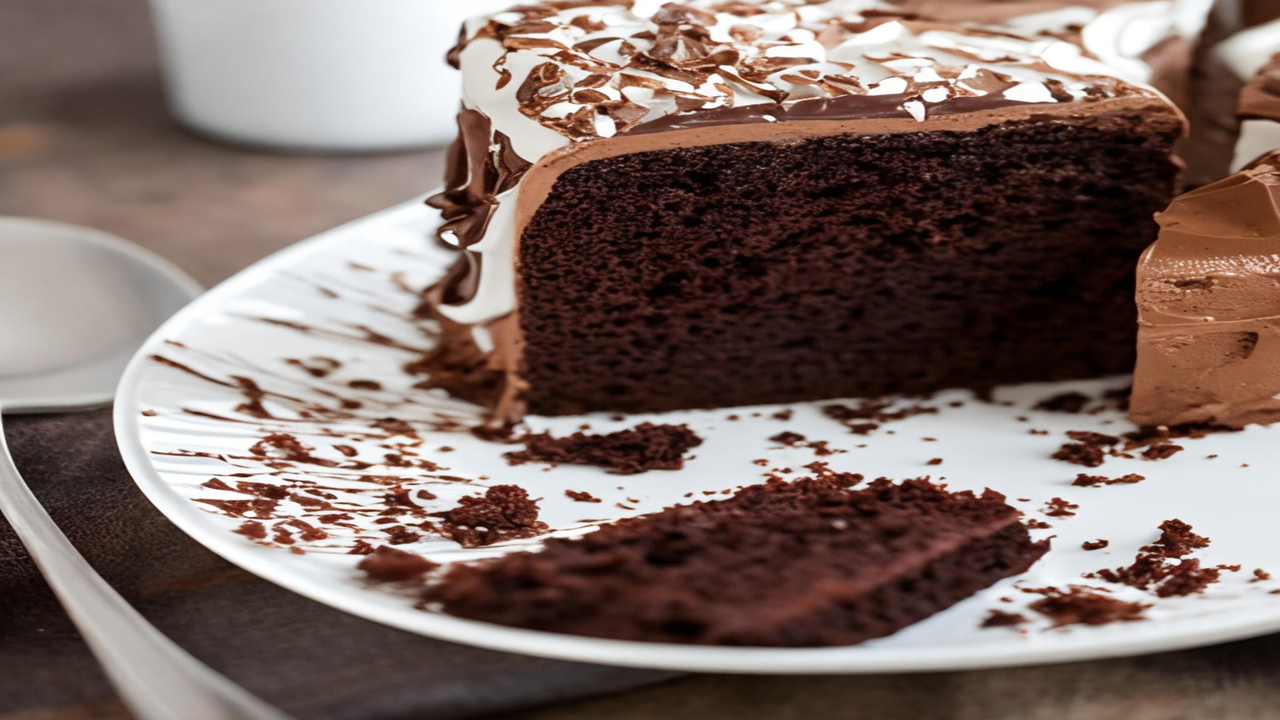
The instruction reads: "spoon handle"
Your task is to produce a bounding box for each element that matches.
[0,413,291,720]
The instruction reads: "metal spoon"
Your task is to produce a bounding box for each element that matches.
[0,217,290,720]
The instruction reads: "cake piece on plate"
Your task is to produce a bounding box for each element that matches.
[1129,151,1280,428]
[425,477,1049,646]
[1130,30,1280,429]
[423,1,1188,419]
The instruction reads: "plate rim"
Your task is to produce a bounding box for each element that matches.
[112,196,1280,674]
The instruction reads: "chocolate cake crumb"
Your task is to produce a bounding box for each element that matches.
[1053,423,1234,468]
[471,423,519,443]
[1025,519,1053,529]
[1066,430,1121,445]
[505,423,703,475]
[1092,520,1223,597]
[982,610,1029,628]
[1072,473,1145,487]
[771,409,794,421]
[1141,444,1184,460]
[565,490,602,503]
[1052,442,1106,467]
[357,546,439,583]
[1147,519,1209,558]
[1082,539,1110,551]
[435,485,549,548]
[768,431,843,457]
[424,477,1046,646]
[769,431,807,446]
[348,379,383,390]
[927,458,943,466]
[1034,392,1091,413]
[1052,430,1125,467]
[1253,569,1272,582]
[234,521,267,540]
[1026,587,1150,627]
[1043,498,1078,517]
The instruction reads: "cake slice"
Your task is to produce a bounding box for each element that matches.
[425,476,1048,646]
[423,2,1188,419]
[1129,150,1280,428]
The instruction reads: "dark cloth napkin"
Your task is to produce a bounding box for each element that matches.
[0,410,673,719]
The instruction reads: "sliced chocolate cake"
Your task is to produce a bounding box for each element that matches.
[1130,39,1280,429]
[423,1,1196,418]
[425,476,1049,646]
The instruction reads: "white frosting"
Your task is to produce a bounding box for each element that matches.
[1214,17,1280,80]
[460,38,572,163]
[437,1,1195,326]
[438,186,521,324]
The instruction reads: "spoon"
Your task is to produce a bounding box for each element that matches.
[0,217,289,720]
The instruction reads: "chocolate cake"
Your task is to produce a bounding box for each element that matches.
[425,477,1048,646]
[422,1,1200,419]
[1129,148,1280,427]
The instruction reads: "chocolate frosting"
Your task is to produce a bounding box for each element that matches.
[1130,150,1280,428]
[429,2,1189,319]
[426,109,530,251]
[1237,51,1280,120]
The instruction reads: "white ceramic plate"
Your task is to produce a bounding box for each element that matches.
[115,197,1280,674]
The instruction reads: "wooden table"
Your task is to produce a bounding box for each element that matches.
[4,2,1279,719]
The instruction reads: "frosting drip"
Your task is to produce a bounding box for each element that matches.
[427,109,531,252]
[457,2,1154,145]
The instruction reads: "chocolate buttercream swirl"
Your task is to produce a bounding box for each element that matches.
[1130,150,1280,428]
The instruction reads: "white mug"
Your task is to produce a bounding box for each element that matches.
[149,0,511,153]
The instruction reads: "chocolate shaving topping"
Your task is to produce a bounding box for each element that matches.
[505,423,703,474]
[449,0,1151,148]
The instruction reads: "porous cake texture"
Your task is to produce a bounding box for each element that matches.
[425,476,1049,646]
[424,1,1197,418]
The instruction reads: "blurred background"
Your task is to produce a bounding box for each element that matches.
[0,0,510,288]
